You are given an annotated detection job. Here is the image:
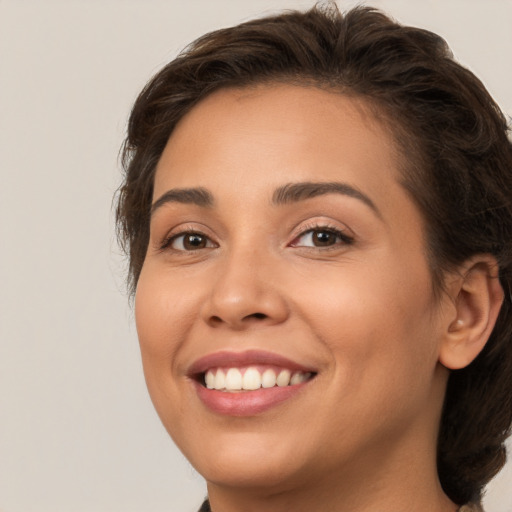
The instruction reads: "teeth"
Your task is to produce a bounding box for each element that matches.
[290,371,308,385]
[214,369,226,390]
[204,367,312,392]
[242,367,261,390]
[276,369,291,387]
[225,368,242,390]
[261,368,277,388]
[205,370,215,389]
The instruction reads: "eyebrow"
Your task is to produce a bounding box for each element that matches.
[272,181,381,217]
[151,181,380,218]
[151,187,214,216]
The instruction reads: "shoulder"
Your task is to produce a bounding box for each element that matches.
[198,499,211,512]
[198,500,482,511]
[459,504,484,512]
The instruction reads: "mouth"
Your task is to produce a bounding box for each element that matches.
[188,350,317,416]
[198,365,315,392]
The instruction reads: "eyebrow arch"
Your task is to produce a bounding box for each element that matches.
[151,187,214,216]
[272,181,381,218]
[150,181,380,218]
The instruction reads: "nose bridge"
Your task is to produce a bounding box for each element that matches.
[201,238,288,328]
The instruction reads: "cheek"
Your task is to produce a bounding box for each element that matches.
[134,267,194,430]
[304,272,440,444]
[293,257,439,387]
[134,265,195,377]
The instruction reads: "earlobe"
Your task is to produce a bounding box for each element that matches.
[439,256,504,370]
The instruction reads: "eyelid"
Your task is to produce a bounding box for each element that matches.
[288,220,355,248]
[156,223,218,251]
[168,232,216,251]
[289,218,353,239]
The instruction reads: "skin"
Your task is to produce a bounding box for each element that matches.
[135,84,494,512]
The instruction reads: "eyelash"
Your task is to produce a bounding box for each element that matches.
[289,223,354,249]
[159,223,354,252]
[159,230,216,252]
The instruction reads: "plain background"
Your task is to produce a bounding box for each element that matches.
[1,1,511,511]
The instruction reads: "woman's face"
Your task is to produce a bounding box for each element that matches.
[135,84,451,492]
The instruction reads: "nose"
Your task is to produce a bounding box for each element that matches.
[200,248,289,330]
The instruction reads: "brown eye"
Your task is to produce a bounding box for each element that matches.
[183,233,207,249]
[170,232,215,251]
[291,227,354,248]
[312,230,337,246]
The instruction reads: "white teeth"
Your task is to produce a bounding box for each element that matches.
[204,367,312,391]
[276,369,291,387]
[225,368,242,390]
[261,368,277,388]
[290,372,302,385]
[214,369,226,390]
[242,367,261,390]
[290,371,310,385]
[205,370,215,389]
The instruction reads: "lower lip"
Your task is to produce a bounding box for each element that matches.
[194,380,310,416]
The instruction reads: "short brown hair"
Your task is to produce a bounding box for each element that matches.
[116,4,512,505]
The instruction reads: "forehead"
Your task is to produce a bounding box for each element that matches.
[153,84,405,216]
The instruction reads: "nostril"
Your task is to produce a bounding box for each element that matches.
[245,312,267,320]
[207,312,271,328]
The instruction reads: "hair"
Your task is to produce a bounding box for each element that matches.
[116,2,512,505]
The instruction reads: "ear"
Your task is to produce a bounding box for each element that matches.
[439,255,504,370]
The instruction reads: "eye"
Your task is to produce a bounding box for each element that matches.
[290,227,353,248]
[164,232,216,251]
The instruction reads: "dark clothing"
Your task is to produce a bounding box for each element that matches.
[198,499,483,511]
[198,500,211,512]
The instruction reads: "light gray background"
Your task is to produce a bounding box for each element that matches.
[1,1,511,511]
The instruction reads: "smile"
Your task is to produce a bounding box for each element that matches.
[188,350,317,416]
[204,366,313,391]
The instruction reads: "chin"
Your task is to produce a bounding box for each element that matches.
[178,427,311,490]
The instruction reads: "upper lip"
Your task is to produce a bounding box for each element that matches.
[187,349,316,376]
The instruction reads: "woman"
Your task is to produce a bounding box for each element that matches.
[116,4,512,511]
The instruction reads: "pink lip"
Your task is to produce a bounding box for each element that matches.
[188,350,316,417]
[187,349,314,376]
[193,382,310,416]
